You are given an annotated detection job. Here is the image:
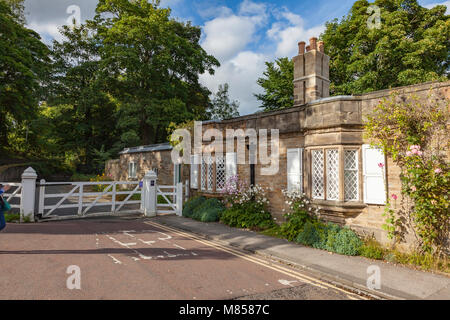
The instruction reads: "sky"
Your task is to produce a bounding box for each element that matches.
[22,0,450,115]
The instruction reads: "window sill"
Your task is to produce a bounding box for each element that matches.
[312,199,367,214]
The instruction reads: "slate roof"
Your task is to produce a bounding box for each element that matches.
[119,142,172,155]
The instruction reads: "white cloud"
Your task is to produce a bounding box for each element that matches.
[200,51,267,115]
[201,15,262,62]
[267,8,325,57]
[239,0,267,17]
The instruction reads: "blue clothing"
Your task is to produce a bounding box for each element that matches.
[0,188,5,230]
[0,210,5,231]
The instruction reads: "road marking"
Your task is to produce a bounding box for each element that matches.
[138,239,156,245]
[144,220,365,300]
[157,232,172,241]
[173,243,186,250]
[279,279,298,287]
[108,254,122,264]
[144,221,325,288]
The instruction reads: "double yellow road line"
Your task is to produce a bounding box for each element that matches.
[144,220,365,300]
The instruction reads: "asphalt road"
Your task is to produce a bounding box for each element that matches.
[0,216,363,300]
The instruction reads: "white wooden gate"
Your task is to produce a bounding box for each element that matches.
[157,185,178,214]
[2,168,185,221]
[0,182,22,211]
[38,180,142,219]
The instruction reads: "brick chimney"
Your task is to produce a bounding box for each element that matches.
[293,37,330,105]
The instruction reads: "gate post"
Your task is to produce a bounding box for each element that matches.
[176,182,183,216]
[21,167,37,222]
[142,170,157,217]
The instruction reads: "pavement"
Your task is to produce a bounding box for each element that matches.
[0,216,362,300]
[152,215,450,300]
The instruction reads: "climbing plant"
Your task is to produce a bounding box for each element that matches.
[365,89,449,255]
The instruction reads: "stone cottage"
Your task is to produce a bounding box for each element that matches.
[106,37,450,246]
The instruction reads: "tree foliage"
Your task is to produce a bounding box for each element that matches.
[92,0,219,147]
[255,57,293,111]
[209,83,240,120]
[0,0,50,150]
[322,0,449,95]
[255,0,449,111]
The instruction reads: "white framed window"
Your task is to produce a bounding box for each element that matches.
[201,156,207,190]
[344,150,359,201]
[225,152,237,183]
[362,144,386,204]
[216,154,226,191]
[287,148,303,192]
[206,154,213,191]
[128,162,137,179]
[312,150,324,199]
[190,154,199,189]
[326,149,339,200]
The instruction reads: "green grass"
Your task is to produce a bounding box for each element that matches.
[259,225,285,239]
[4,213,20,222]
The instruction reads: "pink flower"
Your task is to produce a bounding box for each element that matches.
[434,168,442,174]
[406,151,412,157]
[378,163,384,168]
[417,151,423,156]
[391,194,398,200]
[411,186,417,192]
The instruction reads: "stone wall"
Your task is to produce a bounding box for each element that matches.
[105,150,189,187]
[192,80,449,248]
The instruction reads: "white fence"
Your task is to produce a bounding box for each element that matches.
[38,180,142,218]
[1,167,184,221]
[0,182,22,211]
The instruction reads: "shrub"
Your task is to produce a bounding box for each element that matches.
[280,190,319,241]
[220,175,275,230]
[89,173,114,192]
[220,202,275,230]
[360,239,386,260]
[324,223,342,252]
[332,228,363,256]
[295,221,322,247]
[191,198,225,222]
[182,196,206,218]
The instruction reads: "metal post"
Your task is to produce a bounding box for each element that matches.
[176,182,183,216]
[21,167,37,222]
[38,179,45,216]
[185,179,189,202]
[143,170,157,217]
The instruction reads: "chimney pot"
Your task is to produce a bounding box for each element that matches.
[309,37,317,51]
[298,41,306,54]
[318,41,324,53]
[293,36,330,106]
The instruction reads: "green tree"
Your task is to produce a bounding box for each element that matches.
[48,24,119,173]
[255,57,294,111]
[209,83,240,120]
[321,0,449,95]
[0,0,51,151]
[92,0,219,146]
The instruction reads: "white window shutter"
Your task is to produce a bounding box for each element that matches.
[363,145,386,204]
[190,155,199,189]
[287,148,302,192]
[225,152,237,182]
